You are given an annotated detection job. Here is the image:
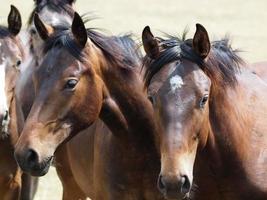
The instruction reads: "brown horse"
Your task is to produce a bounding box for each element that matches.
[142,24,267,199]
[14,1,76,198]
[16,0,75,118]
[14,13,164,199]
[15,1,81,198]
[0,5,32,200]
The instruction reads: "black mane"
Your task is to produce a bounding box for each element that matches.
[28,0,74,25]
[43,25,141,69]
[143,34,243,88]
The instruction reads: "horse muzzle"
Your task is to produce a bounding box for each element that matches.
[158,174,191,199]
[14,147,53,176]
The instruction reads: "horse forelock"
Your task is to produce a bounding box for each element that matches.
[143,33,244,89]
[28,0,75,26]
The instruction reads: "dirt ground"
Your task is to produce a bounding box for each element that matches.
[1,0,267,199]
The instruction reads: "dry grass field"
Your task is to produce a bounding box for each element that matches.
[1,0,267,199]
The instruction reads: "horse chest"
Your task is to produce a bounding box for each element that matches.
[96,132,163,199]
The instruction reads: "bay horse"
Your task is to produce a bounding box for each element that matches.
[15,12,163,199]
[15,1,83,198]
[142,24,267,199]
[15,0,81,198]
[17,0,75,118]
[0,5,34,200]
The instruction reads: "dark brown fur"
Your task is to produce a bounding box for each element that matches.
[14,13,165,200]
[142,24,267,200]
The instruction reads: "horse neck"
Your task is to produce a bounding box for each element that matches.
[201,72,261,173]
[95,46,158,149]
[193,69,267,198]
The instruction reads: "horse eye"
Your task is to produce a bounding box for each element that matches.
[199,94,209,108]
[64,79,78,90]
[16,60,21,66]
[30,29,37,35]
[148,95,155,105]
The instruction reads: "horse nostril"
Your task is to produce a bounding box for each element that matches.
[181,175,191,194]
[25,149,39,167]
[158,175,166,191]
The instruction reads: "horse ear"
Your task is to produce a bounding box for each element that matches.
[71,12,88,48]
[67,0,76,5]
[33,0,42,5]
[8,5,22,36]
[192,24,211,59]
[34,13,54,41]
[142,26,160,59]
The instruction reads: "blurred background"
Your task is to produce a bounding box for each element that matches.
[1,0,267,199]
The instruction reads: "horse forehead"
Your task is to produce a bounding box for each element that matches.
[158,67,207,107]
[169,74,184,93]
[191,69,211,90]
[37,49,78,77]
[39,6,72,26]
[148,62,177,95]
[0,38,22,58]
[170,65,210,92]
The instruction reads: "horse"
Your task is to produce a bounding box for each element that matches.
[142,24,267,199]
[13,12,167,199]
[0,5,33,200]
[17,0,75,118]
[15,1,89,199]
[15,1,76,197]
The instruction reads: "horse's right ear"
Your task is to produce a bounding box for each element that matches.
[71,12,88,48]
[142,26,160,59]
[34,13,54,41]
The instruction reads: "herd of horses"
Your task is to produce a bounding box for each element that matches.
[0,0,267,199]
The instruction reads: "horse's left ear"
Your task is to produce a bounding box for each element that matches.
[192,24,211,59]
[72,12,88,48]
[8,5,22,36]
[34,13,54,41]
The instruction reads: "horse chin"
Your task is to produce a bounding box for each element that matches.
[163,191,189,200]
[27,156,53,177]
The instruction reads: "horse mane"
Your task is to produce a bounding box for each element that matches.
[43,23,141,70]
[87,31,142,68]
[143,33,243,88]
[28,0,75,25]
[0,26,11,38]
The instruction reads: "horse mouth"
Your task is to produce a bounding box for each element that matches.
[162,190,190,200]
[25,156,53,177]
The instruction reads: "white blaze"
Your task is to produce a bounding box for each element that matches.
[0,57,10,135]
[170,75,184,93]
[0,58,8,116]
